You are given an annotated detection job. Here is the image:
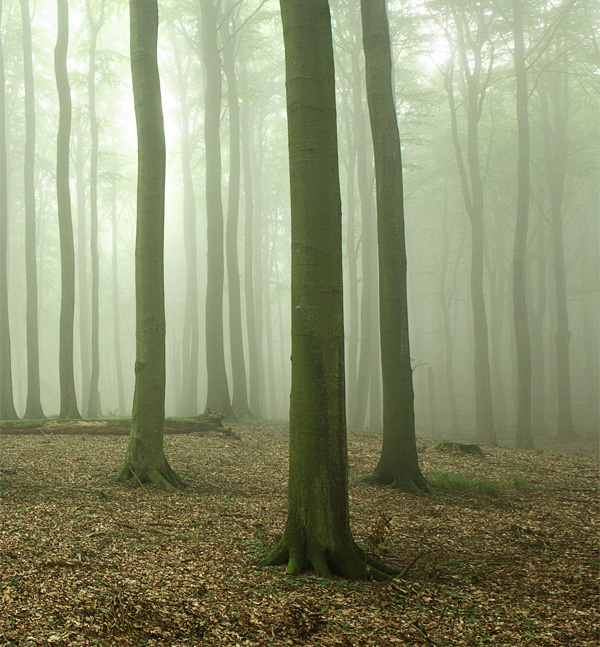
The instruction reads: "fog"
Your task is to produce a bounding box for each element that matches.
[1,0,598,445]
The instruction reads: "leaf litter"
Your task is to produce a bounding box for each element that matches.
[0,420,598,646]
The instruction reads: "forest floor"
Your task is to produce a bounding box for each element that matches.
[0,420,598,647]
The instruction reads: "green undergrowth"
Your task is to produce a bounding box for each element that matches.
[428,469,532,497]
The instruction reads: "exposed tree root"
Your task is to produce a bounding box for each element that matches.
[261,536,399,581]
[113,460,185,493]
[364,468,430,495]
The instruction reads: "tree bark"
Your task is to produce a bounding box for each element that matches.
[110,183,126,416]
[55,0,81,419]
[170,27,199,415]
[21,0,44,420]
[240,71,261,418]
[361,0,427,492]
[512,0,533,449]
[222,11,250,417]
[114,0,183,490]
[85,0,104,418]
[199,0,232,417]
[262,0,395,580]
[0,0,18,421]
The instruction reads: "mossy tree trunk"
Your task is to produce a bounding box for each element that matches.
[262,0,396,580]
[55,0,80,420]
[0,0,18,421]
[114,0,183,491]
[21,0,44,420]
[361,0,427,492]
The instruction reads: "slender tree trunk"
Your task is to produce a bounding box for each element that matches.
[264,241,277,417]
[111,184,125,416]
[74,121,90,414]
[512,0,533,449]
[0,2,18,421]
[361,0,427,492]
[350,46,374,431]
[253,112,267,416]
[440,194,459,435]
[55,0,80,419]
[21,0,44,419]
[427,366,439,436]
[444,12,495,444]
[340,88,359,413]
[240,74,260,417]
[223,14,250,417]
[85,0,104,418]
[114,0,183,490]
[262,0,396,580]
[539,53,574,441]
[200,0,232,416]
[171,27,198,415]
[367,292,382,433]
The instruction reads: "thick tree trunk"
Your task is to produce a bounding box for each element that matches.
[86,0,104,418]
[263,0,395,580]
[0,4,18,421]
[512,0,533,449]
[200,0,232,417]
[240,76,261,417]
[223,15,250,417]
[21,0,44,420]
[110,184,126,416]
[55,0,80,419]
[361,0,427,492]
[114,0,183,490]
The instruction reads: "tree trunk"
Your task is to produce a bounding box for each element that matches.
[539,49,574,441]
[111,183,126,416]
[86,0,104,418]
[361,0,427,492]
[240,69,261,418]
[55,0,81,419]
[0,2,18,421]
[21,0,44,420]
[512,0,533,449]
[200,0,232,417]
[74,119,90,414]
[223,13,250,417]
[114,0,183,490]
[349,45,374,431]
[170,27,199,415]
[262,0,395,580]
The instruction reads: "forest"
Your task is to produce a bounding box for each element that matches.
[0,0,598,645]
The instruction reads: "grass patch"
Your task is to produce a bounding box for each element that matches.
[428,470,502,496]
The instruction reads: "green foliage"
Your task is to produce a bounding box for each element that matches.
[428,469,502,496]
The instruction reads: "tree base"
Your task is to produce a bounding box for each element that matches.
[113,459,185,492]
[260,534,398,581]
[364,468,429,495]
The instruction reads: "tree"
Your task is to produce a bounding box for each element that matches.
[222,3,251,417]
[262,0,395,580]
[55,0,81,419]
[361,0,428,492]
[440,3,496,445]
[511,0,533,449]
[0,0,18,421]
[21,0,45,420]
[86,0,105,418]
[199,0,233,417]
[114,0,183,491]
